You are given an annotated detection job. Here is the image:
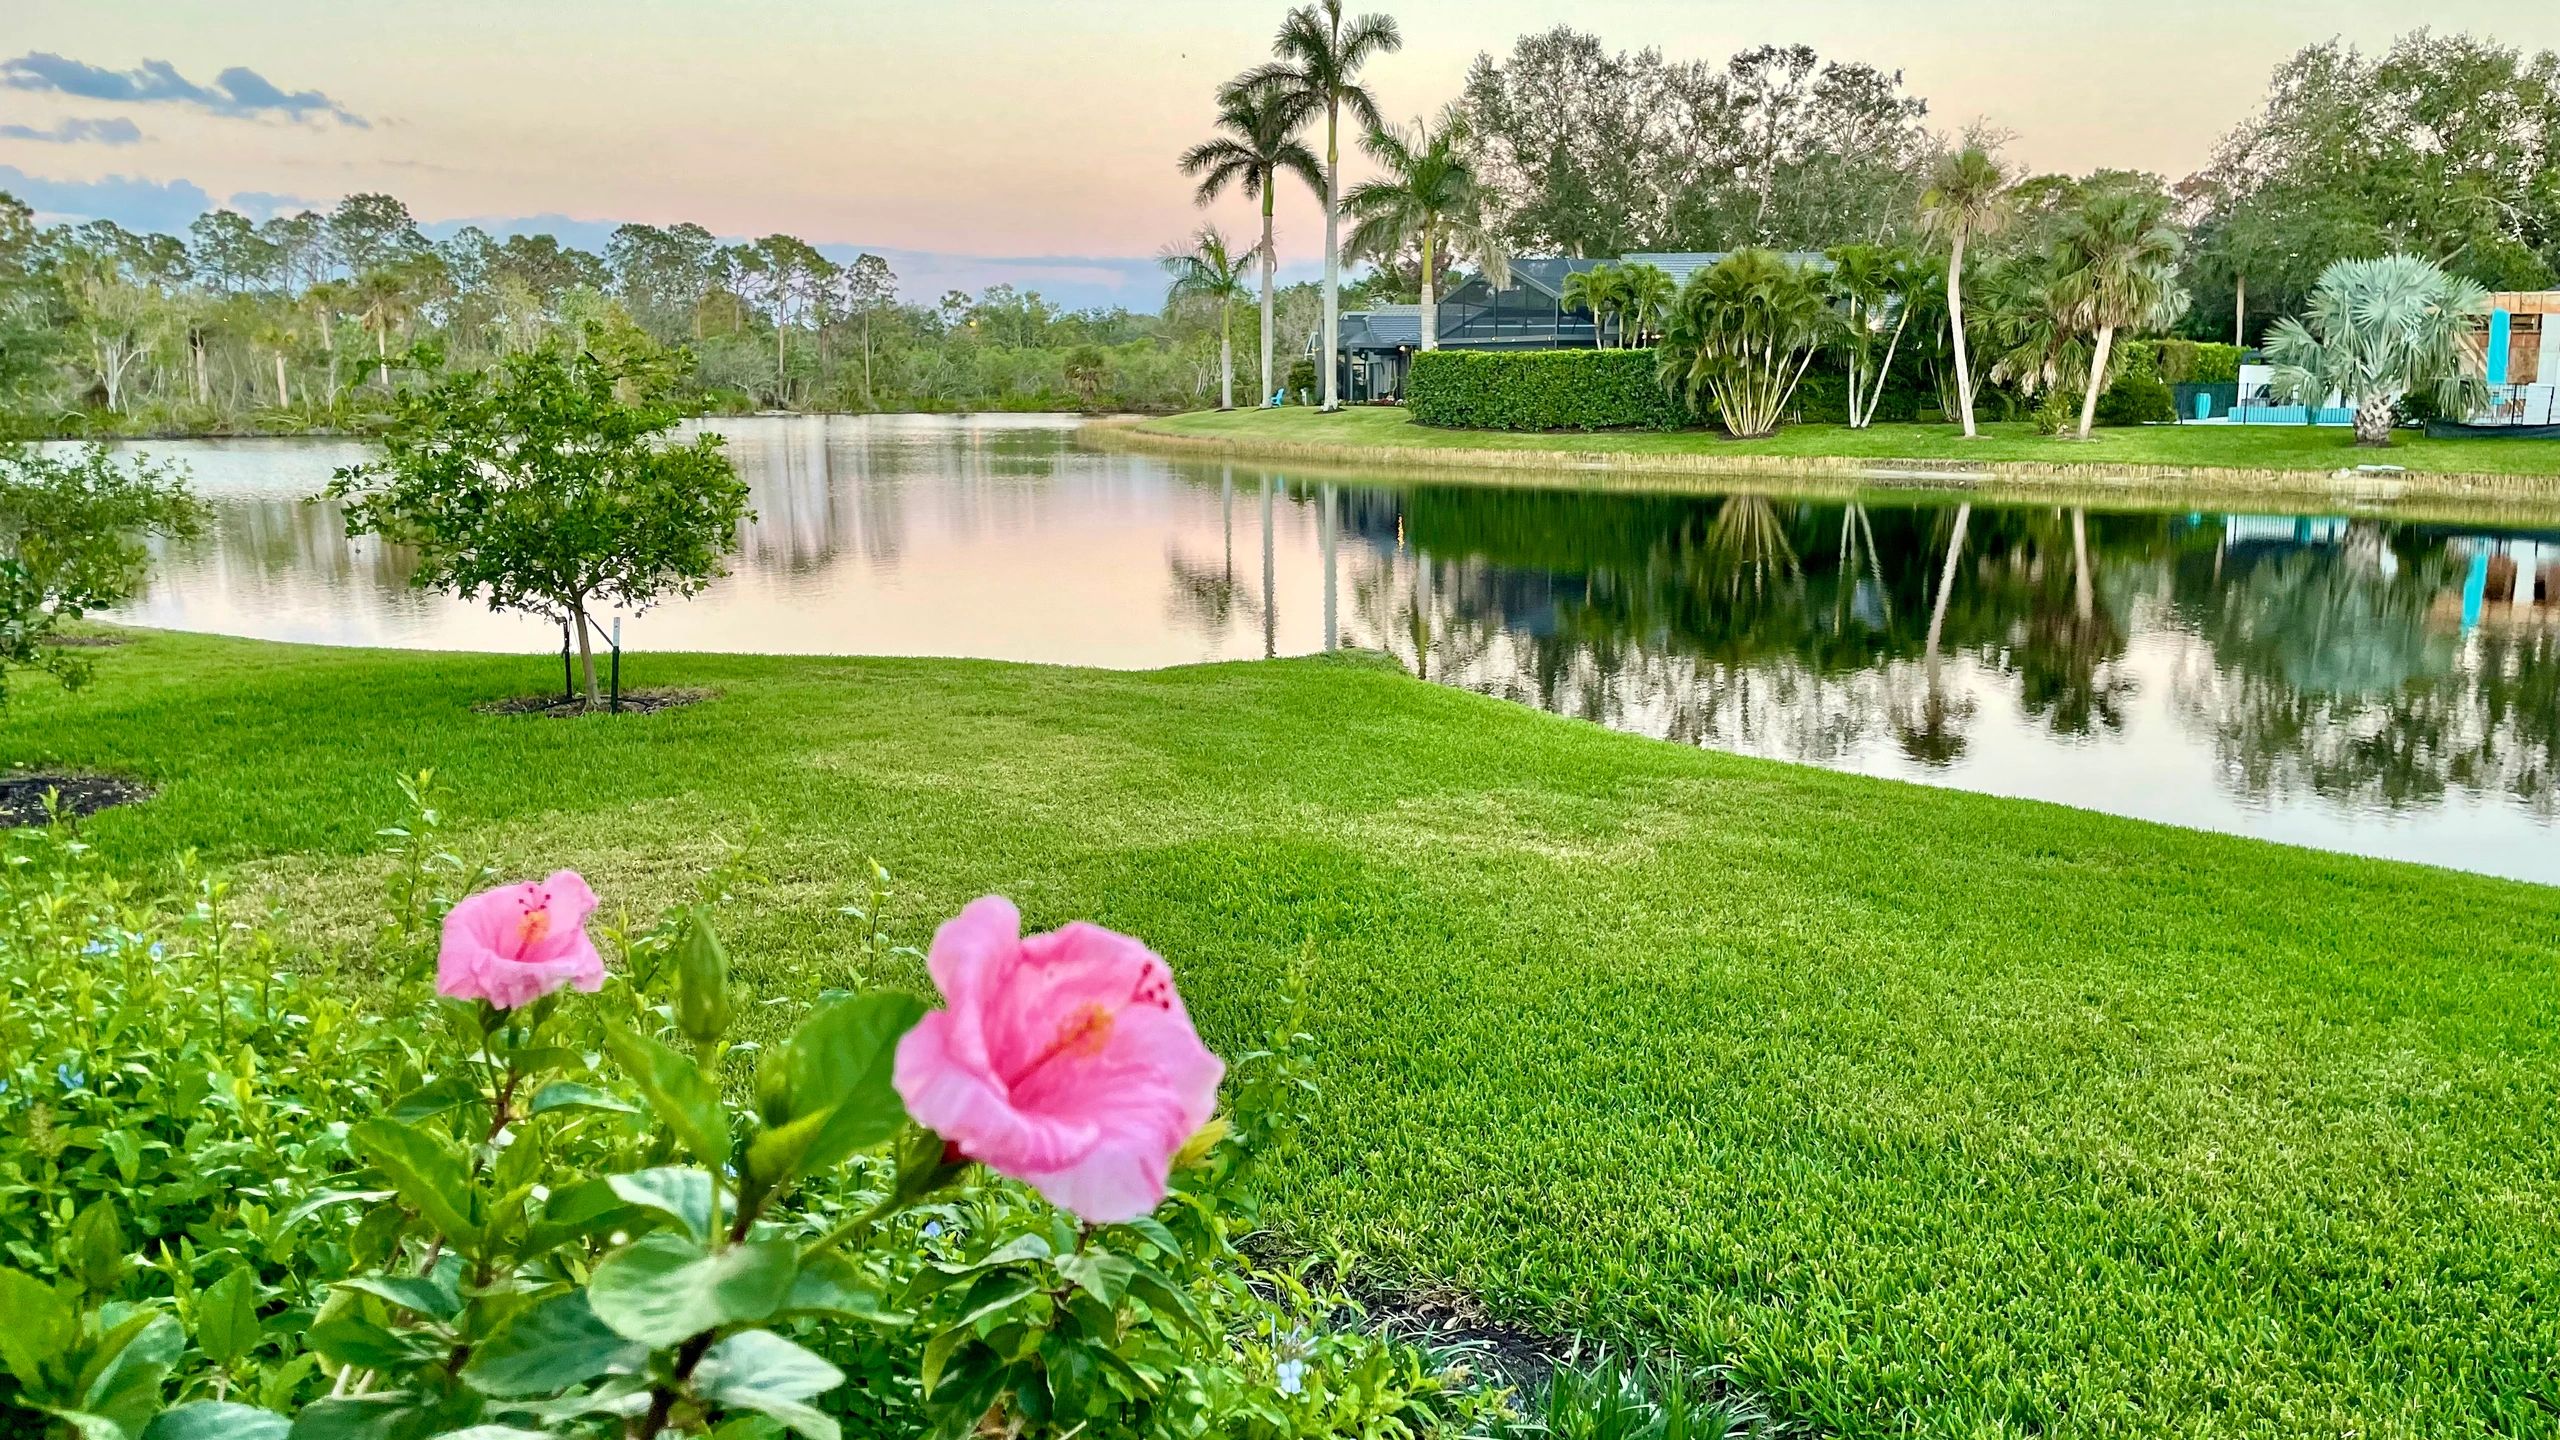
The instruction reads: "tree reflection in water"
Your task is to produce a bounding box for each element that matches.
[1277,479,2559,825]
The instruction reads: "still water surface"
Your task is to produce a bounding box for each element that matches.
[109,414,2560,885]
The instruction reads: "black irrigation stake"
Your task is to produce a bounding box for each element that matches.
[560,622,574,702]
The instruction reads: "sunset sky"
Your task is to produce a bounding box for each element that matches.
[6,0,2557,306]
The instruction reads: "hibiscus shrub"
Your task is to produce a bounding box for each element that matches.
[0,787,1514,1439]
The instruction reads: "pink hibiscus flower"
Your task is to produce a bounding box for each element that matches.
[893,896,1224,1224]
[437,871,607,1009]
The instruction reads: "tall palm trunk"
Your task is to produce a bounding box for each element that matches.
[272,351,291,407]
[1948,233,1976,438]
[1418,226,1438,351]
[2076,324,2116,439]
[373,314,392,390]
[1320,99,1342,411]
[2233,272,2246,348]
[2072,509,2093,622]
[1218,302,1235,410]
[2353,393,2396,447]
[1925,502,1972,681]
[1259,186,1278,406]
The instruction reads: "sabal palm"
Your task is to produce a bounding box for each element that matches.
[1341,109,1506,351]
[1916,145,2011,437]
[2264,254,2490,447]
[1161,227,1258,410]
[1181,84,1322,406]
[1237,0,1402,410]
[2051,187,2187,439]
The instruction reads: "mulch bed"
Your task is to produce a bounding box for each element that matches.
[0,773,153,827]
[473,687,715,719]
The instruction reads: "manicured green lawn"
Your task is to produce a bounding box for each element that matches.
[1138,406,2560,481]
[12,630,2560,1438]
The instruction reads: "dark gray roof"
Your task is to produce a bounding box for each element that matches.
[1339,305,1422,349]
[1620,251,1833,285]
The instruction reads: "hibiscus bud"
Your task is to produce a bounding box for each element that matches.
[674,907,733,1047]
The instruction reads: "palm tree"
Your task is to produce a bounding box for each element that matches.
[1562,263,1625,346]
[2051,187,2187,439]
[1618,263,1675,347]
[1916,145,2012,438]
[1181,84,1323,407]
[1826,244,1919,428]
[1341,108,1506,351]
[2264,254,2491,447]
[1656,250,1833,438]
[1161,227,1257,410]
[1237,0,1402,411]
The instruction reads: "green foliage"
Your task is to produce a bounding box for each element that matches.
[2140,339,2243,384]
[1407,349,1691,431]
[0,444,204,703]
[2092,372,2176,426]
[1656,250,1834,438]
[325,344,752,702]
[2265,253,2492,445]
[0,785,1516,1440]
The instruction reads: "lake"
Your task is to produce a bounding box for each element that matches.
[104,414,2560,886]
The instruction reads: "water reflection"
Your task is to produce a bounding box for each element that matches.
[101,415,2560,884]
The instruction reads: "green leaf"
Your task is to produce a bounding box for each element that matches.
[602,1024,730,1169]
[1053,1251,1135,1307]
[526,1082,639,1118]
[283,1394,434,1440]
[347,1119,479,1247]
[386,1075,483,1124]
[586,1233,799,1348]
[76,1312,182,1435]
[0,1267,78,1384]
[781,1254,909,1326]
[604,1168,714,1243]
[462,1292,648,1399]
[145,1402,290,1440]
[766,992,925,1181]
[674,907,734,1046]
[67,1199,128,1296]
[193,1268,263,1368]
[334,1270,461,1324]
[693,1330,844,1440]
[277,1190,396,1234]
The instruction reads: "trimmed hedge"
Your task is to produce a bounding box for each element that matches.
[1407,348,1694,431]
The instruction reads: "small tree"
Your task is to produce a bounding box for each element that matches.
[0,442,205,704]
[327,345,752,706]
[2265,255,2490,447]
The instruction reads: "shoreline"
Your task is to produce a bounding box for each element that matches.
[1095,412,2560,525]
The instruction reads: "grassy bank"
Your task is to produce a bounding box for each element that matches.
[11,629,2560,1438]
[1123,407,2560,498]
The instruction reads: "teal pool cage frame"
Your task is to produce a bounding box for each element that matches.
[559,613,624,711]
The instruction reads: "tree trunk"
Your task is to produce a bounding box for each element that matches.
[1261,475,1276,659]
[571,600,600,706]
[2233,273,2246,348]
[374,317,392,390]
[1924,502,1972,682]
[1948,233,1977,438]
[2354,393,2396,446]
[2076,324,2115,440]
[1320,99,1342,411]
[1259,186,1278,406]
[775,317,788,407]
[192,335,210,404]
[2072,509,2093,622]
[273,351,291,406]
[1218,303,1234,410]
[1418,227,1438,352]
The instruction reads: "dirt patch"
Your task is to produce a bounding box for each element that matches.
[0,773,152,827]
[473,686,716,719]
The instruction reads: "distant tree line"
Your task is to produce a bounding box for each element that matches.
[0,191,1265,434]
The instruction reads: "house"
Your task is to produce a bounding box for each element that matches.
[2454,291,2560,432]
[1318,251,1825,403]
